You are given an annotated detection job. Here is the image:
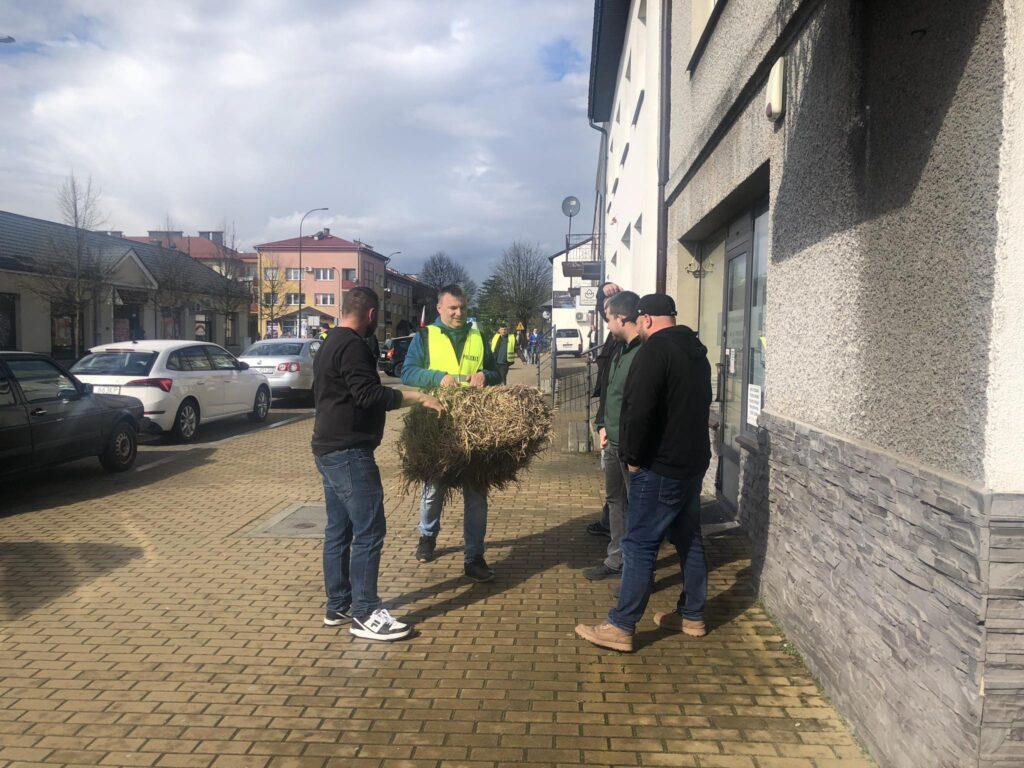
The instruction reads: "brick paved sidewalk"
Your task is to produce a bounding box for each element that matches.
[0,371,872,768]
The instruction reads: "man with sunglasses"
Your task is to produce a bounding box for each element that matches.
[584,290,642,581]
[575,293,712,652]
[585,281,624,540]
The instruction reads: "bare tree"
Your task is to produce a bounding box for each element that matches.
[206,223,251,344]
[152,255,201,339]
[494,240,551,328]
[258,253,290,337]
[27,173,109,358]
[419,251,470,290]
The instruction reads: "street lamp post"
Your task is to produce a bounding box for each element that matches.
[297,207,327,338]
[384,251,400,337]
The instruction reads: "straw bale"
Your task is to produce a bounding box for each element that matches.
[398,385,552,494]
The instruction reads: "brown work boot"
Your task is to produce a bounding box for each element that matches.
[575,621,635,652]
[653,612,707,636]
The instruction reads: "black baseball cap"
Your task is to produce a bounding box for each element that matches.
[636,293,677,317]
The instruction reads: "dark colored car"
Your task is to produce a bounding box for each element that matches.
[0,351,146,478]
[378,335,413,378]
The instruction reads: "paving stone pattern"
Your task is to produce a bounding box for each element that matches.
[0,369,871,768]
[739,411,1024,768]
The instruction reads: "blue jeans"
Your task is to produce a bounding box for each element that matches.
[315,448,387,621]
[419,482,488,563]
[609,469,706,633]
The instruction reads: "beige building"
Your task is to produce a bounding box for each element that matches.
[589,1,1024,766]
[0,211,251,357]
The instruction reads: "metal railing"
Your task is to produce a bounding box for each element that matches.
[535,336,602,452]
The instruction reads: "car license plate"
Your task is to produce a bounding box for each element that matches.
[93,385,121,394]
[256,367,275,374]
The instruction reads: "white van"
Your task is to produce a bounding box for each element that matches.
[554,328,584,357]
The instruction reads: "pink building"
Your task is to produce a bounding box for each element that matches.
[254,228,388,339]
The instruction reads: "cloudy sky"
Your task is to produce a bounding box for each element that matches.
[0,1,597,279]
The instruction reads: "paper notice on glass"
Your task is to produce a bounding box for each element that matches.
[746,384,762,427]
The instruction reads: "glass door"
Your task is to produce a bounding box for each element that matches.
[720,251,747,508]
[718,212,752,510]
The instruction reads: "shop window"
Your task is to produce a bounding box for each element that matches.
[0,293,16,350]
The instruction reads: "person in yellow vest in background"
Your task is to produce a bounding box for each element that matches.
[401,284,502,582]
[490,324,517,385]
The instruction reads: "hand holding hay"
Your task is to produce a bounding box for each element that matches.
[399,385,552,494]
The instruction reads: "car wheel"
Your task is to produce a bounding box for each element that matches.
[172,399,200,442]
[99,420,138,472]
[249,386,271,423]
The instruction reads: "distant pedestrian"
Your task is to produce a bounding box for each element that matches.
[312,286,443,642]
[575,293,712,652]
[528,328,539,365]
[318,322,330,341]
[583,291,641,582]
[490,324,517,385]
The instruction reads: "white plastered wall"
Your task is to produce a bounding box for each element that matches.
[986,0,1024,493]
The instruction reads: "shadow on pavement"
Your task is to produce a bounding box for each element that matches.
[0,541,143,619]
[0,447,216,520]
[392,515,753,634]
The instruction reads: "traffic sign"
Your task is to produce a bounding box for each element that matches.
[516,322,525,331]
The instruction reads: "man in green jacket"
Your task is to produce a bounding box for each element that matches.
[585,291,642,581]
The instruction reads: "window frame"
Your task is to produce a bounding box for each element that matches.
[687,0,728,74]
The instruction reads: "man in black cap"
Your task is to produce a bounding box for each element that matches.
[575,293,712,652]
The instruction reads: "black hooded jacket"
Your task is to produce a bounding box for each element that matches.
[619,325,712,479]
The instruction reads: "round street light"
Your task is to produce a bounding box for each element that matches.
[298,207,327,338]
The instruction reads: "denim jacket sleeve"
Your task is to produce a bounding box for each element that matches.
[400,329,446,390]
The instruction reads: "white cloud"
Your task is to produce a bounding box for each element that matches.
[0,1,598,278]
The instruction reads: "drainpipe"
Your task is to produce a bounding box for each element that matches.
[655,0,672,294]
[589,117,608,342]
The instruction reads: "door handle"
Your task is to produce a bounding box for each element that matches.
[30,408,47,416]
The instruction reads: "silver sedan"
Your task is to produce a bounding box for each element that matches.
[238,339,322,401]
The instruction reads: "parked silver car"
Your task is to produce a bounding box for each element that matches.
[238,339,321,400]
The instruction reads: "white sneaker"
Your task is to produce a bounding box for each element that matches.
[374,608,408,630]
[350,608,411,641]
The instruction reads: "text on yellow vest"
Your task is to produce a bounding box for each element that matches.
[426,325,485,384]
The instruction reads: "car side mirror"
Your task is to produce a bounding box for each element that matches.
[237,361,250,370]
[82,383,94,395]
[58,387,81,401]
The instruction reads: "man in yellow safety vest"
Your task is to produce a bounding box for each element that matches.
[490,324,517,385]
[401,284,501,582]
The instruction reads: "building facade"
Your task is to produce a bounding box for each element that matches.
[549,236,600,348]
[0,211,252,357]
[254,229,388,340]
[588,1,1024,766]
[590,0,663,296]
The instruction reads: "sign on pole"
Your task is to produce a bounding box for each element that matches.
[551,291,575,309]
[579,286,599,307]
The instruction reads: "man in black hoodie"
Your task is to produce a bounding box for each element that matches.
[312,287,442,643]
[575,293,712,653]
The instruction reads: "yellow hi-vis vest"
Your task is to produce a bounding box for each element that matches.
[426,325,485,385]
[490,333,516,363]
